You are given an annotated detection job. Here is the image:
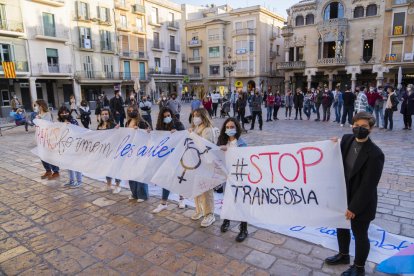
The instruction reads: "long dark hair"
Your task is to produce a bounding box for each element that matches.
[156,107,176,131]
[57,106,72,122]
[217,117,242,146]
[98,108,116,128]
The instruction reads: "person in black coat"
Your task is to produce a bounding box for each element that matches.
[400,85,414,130]
[293,88,304,120]
[341,86,356,126]
[109,90,125,127]
[325,112,384,276]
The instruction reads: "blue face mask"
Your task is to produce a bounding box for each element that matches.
[163,116,172,124]
[225,129,237,137]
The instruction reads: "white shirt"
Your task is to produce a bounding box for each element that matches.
[211,93,221,103]
[227,139,238,148]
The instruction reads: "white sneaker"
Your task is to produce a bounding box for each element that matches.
[201,214,216,227]
[340,124,344,127]
[152,203,168,213]
[191,212,203,220]
[137,199,145,203]
[128,195,136,200]
[178,199,185,209]
[113,186,121,194]
[102,185,111,191]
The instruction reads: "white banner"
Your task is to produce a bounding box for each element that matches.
[33,119,226,199]
[221,141,350,229]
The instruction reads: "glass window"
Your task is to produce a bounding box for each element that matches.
[289,47,294,62]
[103,56,113,78]
[42,13,56,37]
[306,14,314,25]
[209,46,220,58]
[79,2,89,19]
[101,31,111,50]
[296,47,304,61]
[276,45,280,56]
[391,41,403,61]
[194,66,200,74]
[1,90,10,106]
[353,6,364,18]
[249,59,254,72]
[295,16,304,26]
[154,57,161,68]
[362,40,373,62]
[247,20,254,29]
[136,18,143,31]
[235,22,242,30]
[169,12,174,22]
[209,65,220,75]
[120,15,127,28]
[83,55,93,78]
[152,7,158,23]
[193,48,199,57]
[392,12,405,35]
[249,40,254,52]
[366,4,377,16]
[79,27,92,48]
[99,7,109,22]
[324,2,344,20]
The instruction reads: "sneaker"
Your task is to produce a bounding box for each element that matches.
[178,199,185,209]
[137,199,145,203]
[113,186,121,194]
[71,182,81,188]
[64,181,74,187]
[48,172,60,180]
[340,124,344,127]
[152,203,168,213]
[201,213,216,227]
[191,212,203,220]
[128,195,137,200]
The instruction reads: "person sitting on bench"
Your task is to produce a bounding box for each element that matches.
[12,108,32,131]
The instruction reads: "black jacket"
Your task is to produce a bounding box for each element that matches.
[400,92,414,116]
[341,134,384,221]
[109,96,125,115]
[342,92,356,107]
[293,93,304,108]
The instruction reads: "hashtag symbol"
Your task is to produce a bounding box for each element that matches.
[231,158,248,181]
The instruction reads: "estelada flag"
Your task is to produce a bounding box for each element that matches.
[2,61,16,79]
[377,243,414,274]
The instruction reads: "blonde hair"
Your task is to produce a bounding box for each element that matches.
[191,108,213,128]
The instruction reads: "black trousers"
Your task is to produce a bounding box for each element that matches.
[295,108,302,119]
[273,105,280,119]
[250,111,263,129]
[212,103,219,117]
[315,103,321,120]
[322,105,331,121]
[403,113,412,128]
[285,106,292,118]
[384,108,394,130]
[237,109,246,129]
[341,106,354,125]
[337,220,371,266]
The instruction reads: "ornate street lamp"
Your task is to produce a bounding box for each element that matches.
[224,47,237,96]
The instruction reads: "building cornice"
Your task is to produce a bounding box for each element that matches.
[145,0,181,13]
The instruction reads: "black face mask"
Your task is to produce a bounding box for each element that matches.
[128,111,138,118]
[60,115,70,121]
[352,127,370,140]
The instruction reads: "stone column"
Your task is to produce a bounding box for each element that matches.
[328,74,334,90]
[351,74,357,93]
[73,80,81,107]
[307,75,312,90]
[29,77,37,107]
[285,50,289,62]
[284,77,290,94]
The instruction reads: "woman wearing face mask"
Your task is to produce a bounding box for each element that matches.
[139,95,153,129]
[202,96,213,117]
[236,92,247,131]
[70,95,78,117]
[79,100,91,129]
[35,100,60,180]
[400,85,414,130]
[57,106,83,188]
[217,118,249,242]
[152,108,186,213]
[158,94,168,110]
[97,108,121,192]
[125,105,152,201]
[190,108,217,227]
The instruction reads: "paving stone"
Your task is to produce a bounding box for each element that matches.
[141,266,174,276]
[243,237,275,253]
[92,197,117,207]
[224,259,250,275]
[179,262,224,276]
[201,235,233,253]
[269,258,312,276]
[242,266,271,276]
[0,251,42,275]
[184,230,211,244]
[226,243,253,260]
[297,254,324,269]
[0,245,29,263]
[245,250,277,269]
[0,237,20,254]
[108,253,152,274]
[160,254,193,273]
[253,230,287,245]
[283,239,313,254]
[88,240,124,262]
[170,225,194,238]
[270,246,298,260]
[143,246,175,266]
[103,228,135,245]
[78,262,121,276]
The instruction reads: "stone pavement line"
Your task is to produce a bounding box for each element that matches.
[0,103,410,275]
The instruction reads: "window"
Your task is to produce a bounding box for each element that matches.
[120,15,127,28]
[103,56,113,78]
[392,12,405,35]
[136,18,143,31]
[289,47,294,62]
[194,66,200,74]
[154,57,161,68]
[249,59,254,73]
[209,65,220,75]
[296,47,304,61]
[235,22,242,30]
[366,4,377,16]
[276,45,280,56]
[353,6,364,18]
[79,27,92,49]
[42,13,56,37]
[169,12,174,22]
[208,28,220,41]
[324,2,344,20]
[78,2,89,19]
[249,40,254,52]
[390,41,403,61]
[362,39,373,62]
[323,41,336,58]
[171,59,176,74]
[83,55,93,78]
[193,49,200,57]
[0,44,12,73]
[295,15,304,26]
[236,40,247,54]
[152,7,159,24]
[0,4,6,27]
[46,48,59,72]
[247,20,254,29]
[209,46,220,58]
[98,7,110,22]
[1,90,10,106]
[153,32,160,45]
[100,30,112,50]
[305,14,314,25]
[170,35,175,51]
[123,60,131,79]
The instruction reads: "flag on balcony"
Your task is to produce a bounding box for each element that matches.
[2,62,16,79]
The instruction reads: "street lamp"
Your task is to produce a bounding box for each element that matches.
[224,47,237,96]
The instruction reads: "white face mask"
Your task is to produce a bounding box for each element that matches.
[33,106,39,112]
[193,116,202,126]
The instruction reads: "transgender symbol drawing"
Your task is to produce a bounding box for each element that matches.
[178,138,211,183]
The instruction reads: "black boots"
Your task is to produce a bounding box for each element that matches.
[325,253,350,265]
[220,219,230,233]
[341,265,365,276]
[236,222,248,242]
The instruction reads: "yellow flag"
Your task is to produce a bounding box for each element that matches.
[2,62,16,79]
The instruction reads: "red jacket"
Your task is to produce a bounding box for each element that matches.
[266,95,275,107]
[367,92,380,107]
[203,99,212,110]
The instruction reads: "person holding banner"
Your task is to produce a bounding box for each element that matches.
[217,118,249,242]
[125,105,152,201]
[152,107,186,213]
[325,112,384,276]
[97,108,121,192]
[57,106,83,188]
[190,108,217,227]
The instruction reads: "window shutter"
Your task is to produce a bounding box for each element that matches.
[106,8,110,22]
[75,1,79,17]
[78,27,83,47]
[86,3,90,19]
[97,6,100,20]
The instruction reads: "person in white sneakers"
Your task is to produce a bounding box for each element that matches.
[152,107,186,213]
[189,108,217,227]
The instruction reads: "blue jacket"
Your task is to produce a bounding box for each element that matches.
[237,137,247,147]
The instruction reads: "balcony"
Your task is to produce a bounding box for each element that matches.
[152,42,164,51]
[233,70,254,77]
[167,21,179,30]
[0,20,24,37]
[119,50,148,60]
[132,4,146,15]
[169,44,180,53]
[115,1,129,11]
[232,28,256,36]
[208,34,224,41]
[149,67,184,75]
[148,17,161,27]
[389,25,413,37]
[189,73,203,80]
[79,39,93,51]
[74,14,90,22]
[188,40,202,47]
[0,61,29,74]
[31,26,69,43]
[317,57,347,66]
[119,72,148,81]
[277,61,306,70]
[188,56,202,64]
[101,41,115,52]
[31,0,65,7]
[76,71,122,81]
[132,26,146,34]
[385,54,403,63]
[208,73,225,79]
[270,51,279,59]
[281,26,294,37]
[117,24,131,32]
[98,18,112,26]
[35,63,72,76]
[392,0,410,5]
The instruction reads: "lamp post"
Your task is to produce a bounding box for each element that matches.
[225,48,237,96]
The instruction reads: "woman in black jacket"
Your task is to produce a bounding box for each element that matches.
[293,88,304,120]
[400,86,414,130]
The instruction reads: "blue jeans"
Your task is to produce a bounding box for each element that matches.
[162,188,170,201]
[41,160,59,173]
[304,105,311,119]
[266,106,273,121]
[129,181,148,200]
[68,170,82,183]
[335,103,343,122]
[374,106,384,127]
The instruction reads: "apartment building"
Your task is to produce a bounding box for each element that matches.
[145,0,183,99]
[71,0,120,107]
[22,0,73,110]
[182,4,285,96]
[382,0,414,86]
[281,0,386,92]
[0,0,28,116]
[114,0,148,97]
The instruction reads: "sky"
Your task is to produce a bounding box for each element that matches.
[175,0,300,18]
